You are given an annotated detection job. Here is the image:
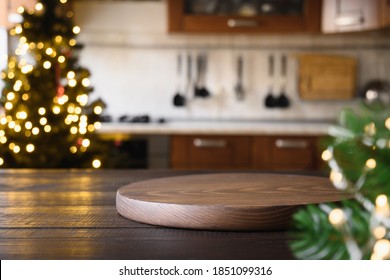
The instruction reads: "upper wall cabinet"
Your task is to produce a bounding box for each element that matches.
[167,0,321,34]
[322,0,390,33]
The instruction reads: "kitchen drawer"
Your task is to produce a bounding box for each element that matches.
[268,136,320,170]
[171,135,251,169]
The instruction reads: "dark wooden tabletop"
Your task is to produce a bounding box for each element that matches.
[0,169,298,260]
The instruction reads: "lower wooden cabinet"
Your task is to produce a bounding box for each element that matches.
[170,134,323,171]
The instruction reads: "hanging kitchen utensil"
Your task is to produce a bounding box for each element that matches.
[235,55,245,101]
[264,54,277,108]
[172,53,186,107]
[277,54,290,108]
[194,53,211,98]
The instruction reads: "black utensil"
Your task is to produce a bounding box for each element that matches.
[235,55,245,101]
[277,54,290,108]
[194,54,210,98]
[173,53,186,107]
[265,54,277,108]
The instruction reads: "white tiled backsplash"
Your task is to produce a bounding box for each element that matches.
[74,1,390,122]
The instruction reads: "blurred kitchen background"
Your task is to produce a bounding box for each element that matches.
[1,0,390,170]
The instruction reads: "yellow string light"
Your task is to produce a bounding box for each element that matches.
[94,106,103,115]
[44,125,51,132]
[365,158,377,170]
[5,102,13,110]
[372,239,390,260]
[373,226,387,240]
[13,145,21,154]
[32,127,40,135]
[82,78,90,87]
[43,61,52,69]
[0,136,7,144]
[35,3,43,11]
[38,107,46,115]
[69,39,77,46]
[385,117,390,130]
[0,157,4,166]
[39,117,47,126]
[58,56,65,63]
[52,106,61,114]
[92,159,101,169]
[26,144,35,153]
[25,122,33,130]
[328,208,345,227]
[7,92,15,100]
[73,26,81,34]
[70,146,77,154]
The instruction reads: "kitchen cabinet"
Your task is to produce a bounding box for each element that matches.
[322,0,390,33]
[171,135,251,169]
[170,134,323,171]
[167,0,321,34]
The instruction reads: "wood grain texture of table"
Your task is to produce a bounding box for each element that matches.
[0,169,326,260]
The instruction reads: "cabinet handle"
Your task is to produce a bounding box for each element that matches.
[193,138,227,148]
[275,139,308,149]
[335,16,364,26]
[227,19,258,28]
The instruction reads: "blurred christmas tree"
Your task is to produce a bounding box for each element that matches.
[290,99,390,259]
[0,0,106,168]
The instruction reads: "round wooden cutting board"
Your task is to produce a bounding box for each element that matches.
[116,173,348,231]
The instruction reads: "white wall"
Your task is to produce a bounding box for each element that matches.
[74,1,390,122]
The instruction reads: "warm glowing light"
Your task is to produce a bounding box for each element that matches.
[43,61,51,69]
[386,118,390,130]
[329,208,345,227]
[94,122,102,130]
[73,26,81,34]
[70,126,78,134]
[70,146,77,153]
[38,107,46,115]
[58,56,65,63]
[7,92,15,100]
[35,3,43,11]
[60,0,68,3]
[14,125,21,132]
[69,39,77,46]
[72,115,79,122]
[373,239,390,260]
[52,106,61,114]
[25,122,32,130]
[8,121,15,129]
[22,93,29,100]
[32,127,40,135]
[67,71,75,79]
[77,94,88,105]
[68,79,77,87]
[29,42,36,49]
[0,136,7,144]
[9,143,15,150]
[376,195,388,208]
[15,25,23,34]
[82,78,90,87]
[44,125,51,132]
[366,158,377,169]
[58,95,69,105]
[37,42,44,49]
[17,6,24,13]
[0,117,6,125]
[87,124,95,132]
[82,139,90,147]
[94,106,103,115]
[55,35,63,43]
[0,130,4,137]
[26,144,35,153]
[67,104,75,114]
[8,72,15,79]
[13,145,21,153]
[46,48,53,55]
[92,159,101,169]
[21,65,33,73]
[5,102,13,110]
[373,226,387,240]
[74,107,82,114]
[39,117,47,125]
[17,111,27,119]
[80,115,87,122]
[0,157,3,166]
[79,127,87,134]
[365,122,376,136]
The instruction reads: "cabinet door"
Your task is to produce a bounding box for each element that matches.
[168,0,321,33]
[170,135,251,169]
[322,0,380,33]
[269,136,320,170]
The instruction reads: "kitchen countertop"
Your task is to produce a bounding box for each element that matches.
[99,120,334,136]
[0,169,297,260]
